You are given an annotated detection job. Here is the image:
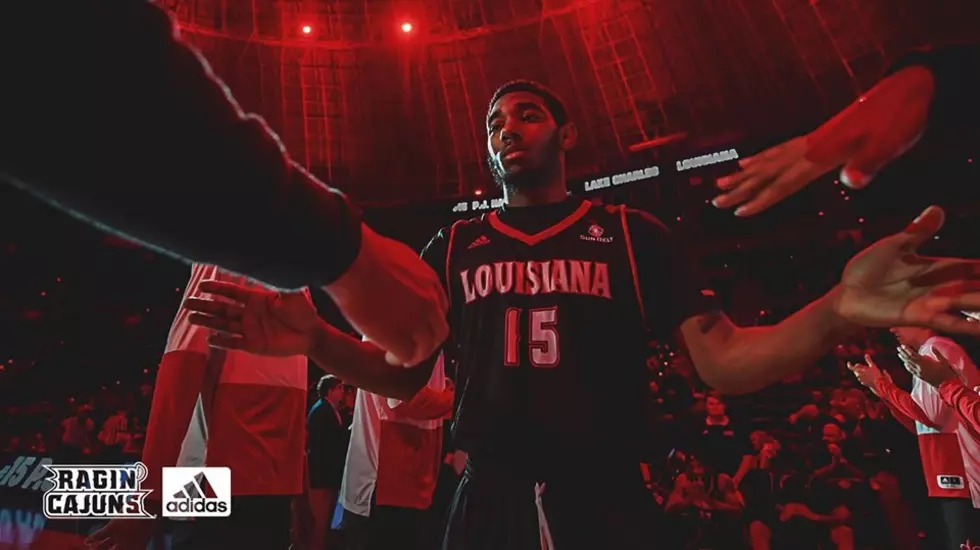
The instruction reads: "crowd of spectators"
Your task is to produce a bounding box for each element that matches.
[1,329,953,549]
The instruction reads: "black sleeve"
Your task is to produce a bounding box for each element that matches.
[886,43,980,140]
[625,210,717,339]
[0,1,360,290]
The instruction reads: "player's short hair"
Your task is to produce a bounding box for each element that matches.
[488,80,569,127]
[317,374,343,400]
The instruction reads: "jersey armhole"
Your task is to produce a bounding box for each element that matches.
[444,220,466,309]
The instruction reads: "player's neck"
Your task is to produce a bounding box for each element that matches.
[502,178,569,207]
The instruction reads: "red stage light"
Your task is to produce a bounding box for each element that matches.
[401,22,413,33]
[301,25,312,35]
[474,189,483,196]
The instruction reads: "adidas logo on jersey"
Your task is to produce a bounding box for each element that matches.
[938,475,965,490]
[468,235,491,249]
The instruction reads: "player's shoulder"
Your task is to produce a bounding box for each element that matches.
[617,204,669,232]
[428,213,494,246]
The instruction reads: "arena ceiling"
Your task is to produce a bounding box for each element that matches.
[170,0,978,205]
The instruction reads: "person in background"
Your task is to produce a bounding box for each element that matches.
[86,265,309,550]
[98,404,130,462]
[900,343,980,435]
[713,43,980,216]
[182,79,980,549]
[306,375,349,550]
[849,327,980,550]
[740,436,783,550]
[60,405,94,461]
[340,354,454,550]
[694,392,754,485]
[2,1,446,371]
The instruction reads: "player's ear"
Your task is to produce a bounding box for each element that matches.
[559,122,578,151]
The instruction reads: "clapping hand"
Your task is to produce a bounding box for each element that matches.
[847,354,890,394]
[897,344,958,387]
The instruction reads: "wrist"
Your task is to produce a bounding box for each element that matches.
[827,285,862,336]
[323,223,373,305]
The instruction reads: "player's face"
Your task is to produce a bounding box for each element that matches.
[486,91,563,189]
[890,326,929,348]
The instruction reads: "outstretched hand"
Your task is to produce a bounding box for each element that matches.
[834,206,980,336]
[183,281,319,357]
[712,66,935,216]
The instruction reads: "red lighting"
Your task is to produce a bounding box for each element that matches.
[400,22,413,33]
[301,25,312,35]
[474,189,483,196]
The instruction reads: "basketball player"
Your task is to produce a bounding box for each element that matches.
[1,0,446,368]
[900,343,980,446]
[848,332,980,550]
[182,81,980,549]
[712,43,979,216]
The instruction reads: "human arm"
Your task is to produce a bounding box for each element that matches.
[898,340,980,436]
[180,229,455,399]
[1,1,360,290]
[712,43,980,216]
[391,387,455,420]
[1,2,448,368]
[140,265,226,501]
[847,354,939,430]
[632,206,980,394]
[939,380,980,436]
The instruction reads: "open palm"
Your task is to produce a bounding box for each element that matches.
[835,206,980,335]
[183,281,318,356]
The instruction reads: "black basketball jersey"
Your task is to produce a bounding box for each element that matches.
[434,199,656,460]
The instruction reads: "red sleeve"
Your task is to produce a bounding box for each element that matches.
[939,379,980,437]
[874,378,940,431]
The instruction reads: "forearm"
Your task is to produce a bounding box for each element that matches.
[874,378,938,429]
[939,379,980,437]
[307,319,435,400]
[141,351,209,498]
[391,388,454,420]
[688,288,856,394]
[887,44,980,137]
[2,1,361,290]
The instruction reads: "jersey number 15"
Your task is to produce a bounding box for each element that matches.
[504,307,560,367]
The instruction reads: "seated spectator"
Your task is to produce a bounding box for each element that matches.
[740,436,784,550]
[691,393,753,480]
[666,456,745,549]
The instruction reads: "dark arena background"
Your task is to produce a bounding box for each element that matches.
[2,0,980,548]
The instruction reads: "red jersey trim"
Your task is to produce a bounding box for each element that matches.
[618,205,646,324]
[488,200,591,246]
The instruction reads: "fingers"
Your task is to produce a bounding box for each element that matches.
[197,280,257,303]
[732,162,816,217]
[864,353,877,369]
[921,312,980,337]
[900,206,945,249]
[183,297,244,320]
[187,312,243,335]
[908,261,980,288]
[207,333,250,351]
